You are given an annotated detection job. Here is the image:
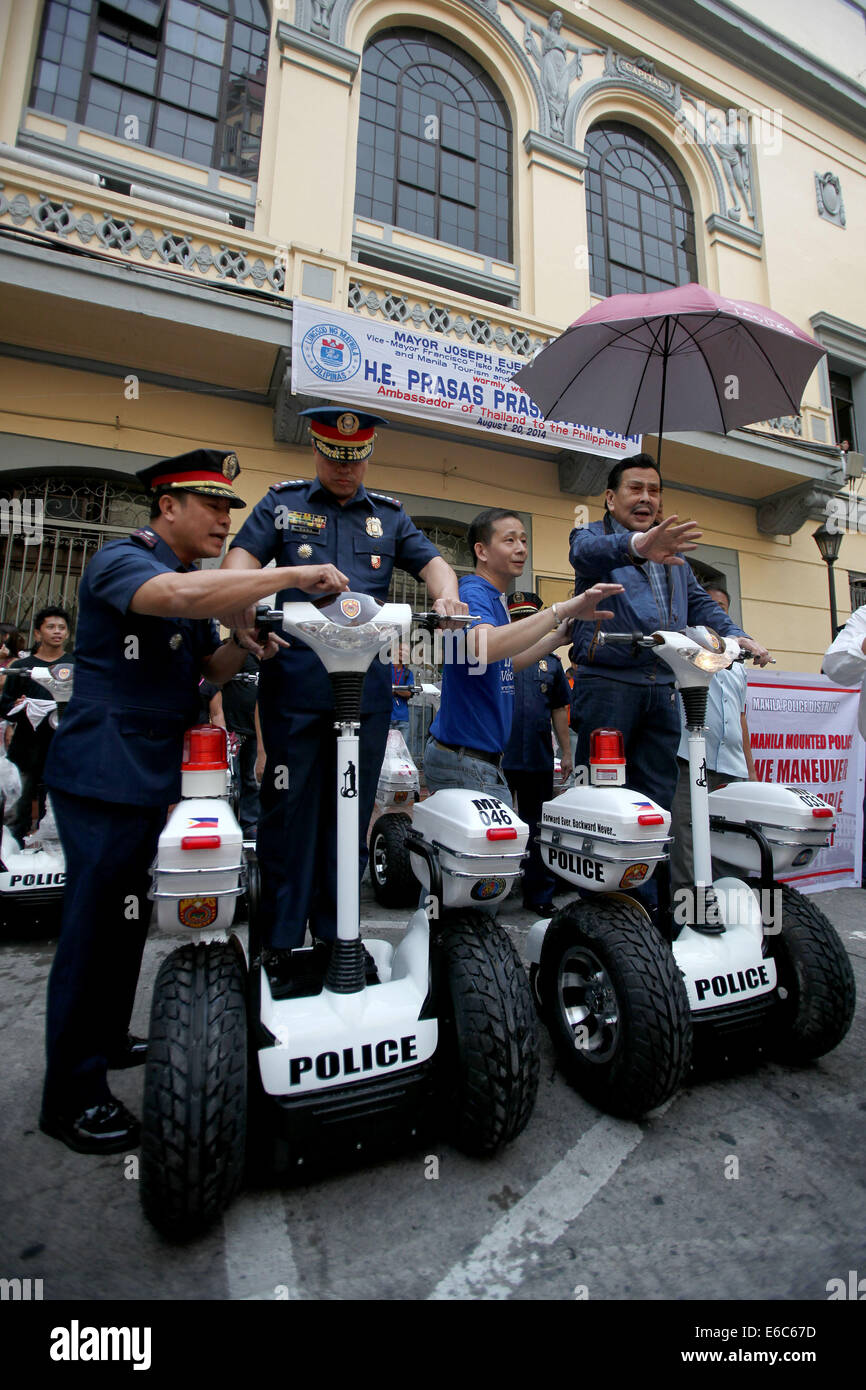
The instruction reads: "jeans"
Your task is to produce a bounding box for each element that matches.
[572,677,681,811]
[423,738,513,808]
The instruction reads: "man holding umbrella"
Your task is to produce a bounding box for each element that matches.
[568,453,771,814]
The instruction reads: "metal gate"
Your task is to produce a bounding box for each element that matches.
[0,475,146,644]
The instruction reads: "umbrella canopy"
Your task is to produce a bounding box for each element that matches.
[512,283,825,463]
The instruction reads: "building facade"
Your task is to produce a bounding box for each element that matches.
[0,0,865,667]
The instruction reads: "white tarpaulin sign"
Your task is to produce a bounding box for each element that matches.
[746,671,864,892]
[291,299,642,459]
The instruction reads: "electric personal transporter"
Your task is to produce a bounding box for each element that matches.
[140,594,538,1238]
[525,626,855,1119]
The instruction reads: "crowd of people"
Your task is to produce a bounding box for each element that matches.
[17,412,863,1158]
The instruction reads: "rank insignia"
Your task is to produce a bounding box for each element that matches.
[169,632,183,650]
[222,453,240,480]
[366,516,383,538]
[371,555,381,569]
[298,543,313,559]
[538,659,548,672]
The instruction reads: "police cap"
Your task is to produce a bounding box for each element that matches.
[137,449,246,508]
[299,407,388,463]
[508,591,544,620]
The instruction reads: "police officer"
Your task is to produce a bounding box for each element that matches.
[39,449,348,1154]
[502,592,573,914]
[222,407,464,974]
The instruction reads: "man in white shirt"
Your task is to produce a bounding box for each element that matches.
[822,606,866,887]
[822,605,866,738]
[669,583,756,894]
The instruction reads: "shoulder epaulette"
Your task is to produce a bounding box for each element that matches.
[130,528,158,548]
[270,479,308,492]
[367,490,403,509]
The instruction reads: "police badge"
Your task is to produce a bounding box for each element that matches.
[337,412,360,436]
[365,516,383,538]
[169,632,183,650]
[222,453,240,480]
[539,660,548,672]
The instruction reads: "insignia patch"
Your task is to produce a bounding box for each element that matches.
[367,490,402,509]
[169,633,183,650]
[131,528,158,548]
[513,592,524,604]
[222,453,240,480]
[366,516,383,538]
[337,412,360,436]
[538,659,548,672]
[298,543,313,559]
[178,896,218,929]
[341,598,361,620]
[371,555,381,569]
[54,665,73,682]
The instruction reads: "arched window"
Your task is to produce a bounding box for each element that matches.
[355,29,512,261]
[30,0,269,177]
[585,122,698,297]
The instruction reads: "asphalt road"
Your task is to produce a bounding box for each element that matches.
[1,882,864,1306]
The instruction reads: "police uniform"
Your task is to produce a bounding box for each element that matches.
[502,592,571,911]
[229,408,439,950]
[40,449,244,1149]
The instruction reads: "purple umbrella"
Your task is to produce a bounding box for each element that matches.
[512,283,826,466]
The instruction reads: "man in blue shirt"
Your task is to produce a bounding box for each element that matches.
[569,454,771,814]
[38,449,348,1156]
[223,408,465,969]
[426,508,622,804]
[390,645,415,730]
[502,591,573,913]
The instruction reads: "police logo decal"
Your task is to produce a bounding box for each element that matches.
[340,598,362,620]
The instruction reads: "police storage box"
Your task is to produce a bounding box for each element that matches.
[538,786,671,893]
[376,728,420,808]
[409,788,529,910]
[150,727,244,933]
[707,782,836,876]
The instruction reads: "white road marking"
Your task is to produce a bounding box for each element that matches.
[429,1115,645,1300]
[223,1192,303,1300]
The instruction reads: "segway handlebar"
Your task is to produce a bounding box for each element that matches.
[596,631,663,650]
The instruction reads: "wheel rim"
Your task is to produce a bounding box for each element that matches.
[372,836,388,886]
[557,944,620,1063]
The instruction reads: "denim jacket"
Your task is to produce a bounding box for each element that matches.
[568,512,746,684]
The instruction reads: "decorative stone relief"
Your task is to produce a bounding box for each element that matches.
[346,279,547,358]
[815,172,846,228]
[503,3,600,141]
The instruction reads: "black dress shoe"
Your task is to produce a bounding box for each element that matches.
[40,1098,141,1155]
[523,901,555,916]
[106,1033,148,1069]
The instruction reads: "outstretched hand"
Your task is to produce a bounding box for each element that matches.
[565,582,624,625]
[632,515,702,565]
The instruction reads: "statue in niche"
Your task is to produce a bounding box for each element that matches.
[504,4,599,139]
[310,0,337,36]
[712,131,754,222]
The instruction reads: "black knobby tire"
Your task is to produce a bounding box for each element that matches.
[434,911,539,1155]
[141,941,248,1239]
[767,884,856,1063]
[369,812,420,908]
[539,898,691,1119]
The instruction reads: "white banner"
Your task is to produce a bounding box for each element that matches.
[746,671,865,892]
[291,299,643,458]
